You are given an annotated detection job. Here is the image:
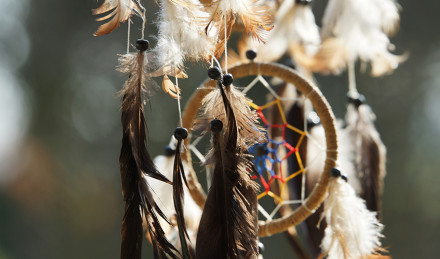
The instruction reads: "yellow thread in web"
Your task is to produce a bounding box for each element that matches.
[276,100,287,124]
[248,97,309,209]
[296,133,306,149]
[284,169,304,182]
[286,124,305,135]
[261,99,279,110]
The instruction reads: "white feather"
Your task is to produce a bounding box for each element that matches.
[320,176,383,259]
[154,0,216,71]
[256,0,320,62]
[218,0,250,14]
[306,121,359,193]
[321,0,401,75]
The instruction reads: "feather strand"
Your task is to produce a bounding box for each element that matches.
[118,44,178,259]
[93,0,141,36]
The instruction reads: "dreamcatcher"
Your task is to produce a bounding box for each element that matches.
[92,0,401,258]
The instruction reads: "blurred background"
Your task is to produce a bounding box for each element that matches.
[0,0,439,258]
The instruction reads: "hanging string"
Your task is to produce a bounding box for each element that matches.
[224,15,228,74]
[348,61,359,96]
[127,19,131,54]
[137,0,147,39]
[176,76,183,127]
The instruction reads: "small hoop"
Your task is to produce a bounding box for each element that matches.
[180,62,338,236]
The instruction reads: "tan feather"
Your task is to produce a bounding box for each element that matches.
[150,66,188,79]
[92,0,141,36]
[206,0,273,58]
[198,83,265,147]
[162,75,181,99]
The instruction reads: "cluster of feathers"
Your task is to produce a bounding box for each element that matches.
[91,0,402,258]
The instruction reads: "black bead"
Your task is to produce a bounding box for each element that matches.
[135,39,149,52]
[208,67,222,80]
[222,73,234,86]
[210,119,223,132]
[164,145,175,156]
[258,242,265,254]
[246,49,257,61]
[347,93,366,108]
[296,0,312,5]
[174,127,188,140]
[255,144,268,156]
[330,168,341,178]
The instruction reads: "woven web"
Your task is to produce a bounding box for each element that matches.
[189,73,327,221]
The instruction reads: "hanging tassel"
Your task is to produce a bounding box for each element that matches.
[196,79,259,258]
[151,0,215,82]
[319,168,385,259]
[307,0,404,76]
[204,0,273,58]
[346,94,387,216]
[303,115,361,256]
[172,127,192,259]
[244,0,320,63]
[118,39,178,259]
[92,0,141,36]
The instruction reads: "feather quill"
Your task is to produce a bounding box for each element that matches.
[118,43,178,259]
[320,171,384,259]
[92,0,141,36]
[196,82,259,258]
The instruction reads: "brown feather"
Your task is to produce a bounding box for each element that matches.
[346,101,387,217]
[198,83,265,147]
[172,134,192,259]
[196,82,259,259]
[162,75,181,99]
[118,50,178,259]
[92,0,141,36]
[150,66,188,79]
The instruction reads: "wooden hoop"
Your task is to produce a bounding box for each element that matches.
[181,62,338,237]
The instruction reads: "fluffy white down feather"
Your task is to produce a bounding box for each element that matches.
[256,0,320,62]
[306,121,360,193]
[320,177,383,259]
[154,0,216,71]
[321,0,401,75]
[147,155,202,241]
